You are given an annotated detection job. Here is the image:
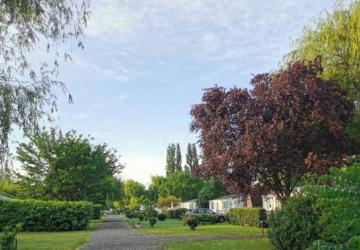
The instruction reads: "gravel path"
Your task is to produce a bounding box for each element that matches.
[83,215,178,250]
[83,214,265,250]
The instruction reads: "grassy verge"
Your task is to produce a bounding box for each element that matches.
[133,218,265,237]
[16,217,104,250]
[165,238,274,250]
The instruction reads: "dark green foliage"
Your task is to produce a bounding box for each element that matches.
[197,179,227,207]
[17,129,124,206]
[0,200,92,231]
[163,208,188,219]
[184,216,199,230]
[228,208,266,227]
[307,165,360,249]
[125,211,135,219]
[144,208,157,218]
[0,224,20,250]
[149,217,157,227]
[138,214,144,221]
[268,195,320,250]
[92,204,102,220]
[194,213,217,224]
[157,213,167,221]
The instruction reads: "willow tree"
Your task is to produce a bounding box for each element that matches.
[0,1,90,160]
[289,1,360,100]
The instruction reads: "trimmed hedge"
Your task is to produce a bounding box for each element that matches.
[92,204,102,219]
[228,208,266,227]
[0,199,93,231]
[163,208,188,219]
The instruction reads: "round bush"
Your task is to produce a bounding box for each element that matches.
[157,213,167,221]
[185,216,199,230]
[268,195,319,250]
[149,217,157,227]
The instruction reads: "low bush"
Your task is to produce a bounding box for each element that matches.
[157,213,167,221]
[0,225,20,250]
[184,216,199,230]
[163,208,188,219]
[149,217,157,227]
[268,195,319,250]
[228,208,266,227]
[92,204,102,219]
[0,199,93,231]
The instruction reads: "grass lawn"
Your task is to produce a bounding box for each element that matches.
[135,219,265,237]
[15,218,103,250]
[165,238,274,250]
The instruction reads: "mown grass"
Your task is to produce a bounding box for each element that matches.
[134,218,265,237]
[165,238,274,250]
[15,218,103,250]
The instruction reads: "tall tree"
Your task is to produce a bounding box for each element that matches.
[0,0,90,160]
[17,128,123,205]
[289,0,360,101]
[185,143,201,176]
[191,61,357,202]
[165,144,176,176]
[175,143,182,172]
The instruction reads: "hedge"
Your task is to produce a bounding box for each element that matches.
[163,208,188,219]
[0,199,93,231]
[92,204,102,219]
[228,208,266,227]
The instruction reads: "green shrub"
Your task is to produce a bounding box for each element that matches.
[92,204,102,219]
[163,208,188,219]
[184,216,199,230]
[268,195,319,250]
[157,213,167,221]
[306,165,360,249]
[228,208,266,227]
[125,211,134,219]
[149,217,157,227]
[144,208,157,218]
[0,199,92,231]
[0,225,20,250]
[195,213,217,224]
[138,214,144,221]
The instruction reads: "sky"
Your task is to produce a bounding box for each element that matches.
[43,0,335,185]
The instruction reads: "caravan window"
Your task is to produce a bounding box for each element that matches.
[222,200,231,209]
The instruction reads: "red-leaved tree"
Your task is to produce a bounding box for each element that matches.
[191,61,357,202]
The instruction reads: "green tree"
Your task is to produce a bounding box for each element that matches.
[164,171,203,201]
[197,179,227,207]
[147,176,167,202]
[185,143,201,176]
[16,129,123,205]
[123,179,146,206]
[0,0,90,159]
[289,0,360,101]
[175,143,182,172]
[165,144,176,176]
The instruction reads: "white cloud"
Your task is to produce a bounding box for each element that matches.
[85,0,334,66]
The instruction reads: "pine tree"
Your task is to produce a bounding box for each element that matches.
[165,144,176,176]
[175,143,182,172]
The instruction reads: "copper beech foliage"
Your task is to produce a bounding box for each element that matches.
[191,61,357,201]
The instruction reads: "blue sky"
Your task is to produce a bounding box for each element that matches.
[49,0,334,185]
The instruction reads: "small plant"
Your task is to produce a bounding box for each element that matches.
[0,224,21,250]
[149,217,157,227]
[157,213,167,221]
[185,216,199,230]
